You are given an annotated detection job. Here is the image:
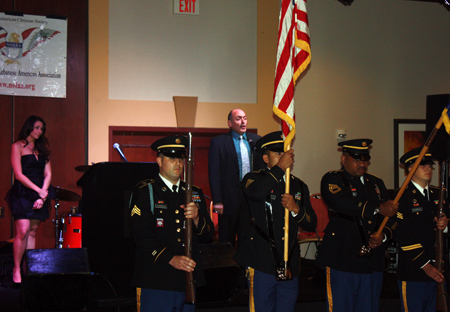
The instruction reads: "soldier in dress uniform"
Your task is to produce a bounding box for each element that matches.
[394,147,448,312]
[315,139,398,312]
[234,131,317,312]
[129,135,214,312]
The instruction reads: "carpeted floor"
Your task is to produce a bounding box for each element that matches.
[0,241,403,311]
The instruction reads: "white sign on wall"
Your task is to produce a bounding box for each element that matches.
[0,12,67,98]
[109,0,257,104]
[174,0,200,15]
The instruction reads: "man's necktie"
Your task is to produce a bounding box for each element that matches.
[240,136,250,179]
[424,188,429,202]
[172,185,178,193]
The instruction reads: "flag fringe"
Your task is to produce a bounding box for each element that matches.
[293,32,311,84]
[442,107,450,135]
[273,105,296,150]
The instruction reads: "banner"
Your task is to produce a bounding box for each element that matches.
[0,12,67,98]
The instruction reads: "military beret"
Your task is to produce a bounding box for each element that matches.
[151,135,188,158]
[255,131,284,153]
[338,138,372,161]
[400,146,434,167]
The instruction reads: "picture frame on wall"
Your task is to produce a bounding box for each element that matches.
[393,119,427,189]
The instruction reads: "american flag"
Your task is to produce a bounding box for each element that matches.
[0,27,7,51]
[272,0,311,150]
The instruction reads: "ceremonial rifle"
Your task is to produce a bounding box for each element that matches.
[436,160,448,312]
[184,132,195,304]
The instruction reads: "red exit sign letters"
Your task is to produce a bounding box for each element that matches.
[174,0,199,15]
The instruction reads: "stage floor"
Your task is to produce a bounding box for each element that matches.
[0,242,402,312]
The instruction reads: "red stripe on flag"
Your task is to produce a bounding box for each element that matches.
[278,81,295,112]
[273,47,293,93]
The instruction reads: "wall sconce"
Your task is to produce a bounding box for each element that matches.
[441,0,450,11]
[337,129,347,143]
[337,0,355,6]
[337,0,449,11]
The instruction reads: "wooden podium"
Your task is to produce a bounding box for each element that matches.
[77,162,159,301]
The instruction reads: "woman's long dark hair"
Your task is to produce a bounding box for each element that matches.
[17,115,50,160]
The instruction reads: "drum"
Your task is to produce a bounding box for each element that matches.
[61,214,82,248]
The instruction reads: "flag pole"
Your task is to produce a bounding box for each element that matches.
[364,103,449,253]
[272,0,311,277]
[284,144,291,274]
[371,115,444,241]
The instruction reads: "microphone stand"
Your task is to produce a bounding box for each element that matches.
[52,198,62,248]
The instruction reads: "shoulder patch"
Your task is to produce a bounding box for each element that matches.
[328,184,341,194]
[246,179,255,188]
[429,185,442,191]
[365,172,382,180]
[135,179,155,189]
[292,175,304,184]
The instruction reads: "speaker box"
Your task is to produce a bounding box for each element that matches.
[426,94,450,161]
[22,248,90,311]
[196,242,242,304]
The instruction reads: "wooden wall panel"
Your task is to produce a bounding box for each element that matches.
[110,126,260,202]
[0,0,15,243]
[0,1,14,12]
[0,101,13,241]
[0,1,87,249]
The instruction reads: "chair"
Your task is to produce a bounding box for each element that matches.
[209,200,220,241]
[297,193,329,258]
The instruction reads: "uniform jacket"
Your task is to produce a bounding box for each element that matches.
[129,175,214,291]
[234,166,317,276]
[316,169,393,274]
[394,183,449,282]
[208,131,262,216]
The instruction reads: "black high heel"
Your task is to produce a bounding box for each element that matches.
[12,268,22,285]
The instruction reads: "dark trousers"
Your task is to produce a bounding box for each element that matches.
[248,268,298,312]
[326,267,383,312]
[218,213,238,247]
[140,288,195,312]
[398,280,437,312]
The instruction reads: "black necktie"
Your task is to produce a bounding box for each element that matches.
[172,185,177,193]
[423,189,429,202]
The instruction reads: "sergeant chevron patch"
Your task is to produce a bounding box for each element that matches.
[328,184,341,194]
[131,205,141,217]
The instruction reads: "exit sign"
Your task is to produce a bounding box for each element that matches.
[174,0,199,15]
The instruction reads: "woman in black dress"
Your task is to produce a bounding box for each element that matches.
[7,116,53,284]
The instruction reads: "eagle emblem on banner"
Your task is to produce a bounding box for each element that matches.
[0,26,60,65]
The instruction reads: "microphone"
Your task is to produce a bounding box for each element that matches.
[249,138,256,151]
[113,143,128,162]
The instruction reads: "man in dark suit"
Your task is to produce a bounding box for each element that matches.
[316,139,398,312]
[208,109,261,246]
[129,135,214,312]
[394,147,448,312]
